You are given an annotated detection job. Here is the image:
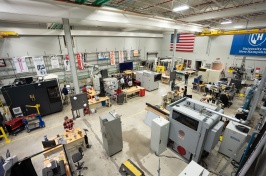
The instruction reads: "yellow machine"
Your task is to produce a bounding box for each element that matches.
[119,159,145,176]
[24,104,45,132]
[0,127,11,143]
[176,64,183,71]
[26,104,41,114]
[156,66,165,73]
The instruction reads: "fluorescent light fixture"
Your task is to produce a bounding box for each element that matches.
[234,25,244,29]
[173,5,189,12]
[220,21,232,24]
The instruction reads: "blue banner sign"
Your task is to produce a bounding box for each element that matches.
[230,34,266,56]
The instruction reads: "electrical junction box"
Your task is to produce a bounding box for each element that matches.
[219,121,250,161]
[150,117,170,155]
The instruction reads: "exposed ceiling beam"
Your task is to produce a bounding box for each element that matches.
[211,0,222,7]
[179,2,266,22]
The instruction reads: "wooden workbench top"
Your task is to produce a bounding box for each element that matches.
[43,128,84,153]
[122,86,144,94]
[88,96,110,105]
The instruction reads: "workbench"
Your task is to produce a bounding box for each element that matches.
[87,89,97,99]
[123,70,133,77]
[88,96,111,107]
[43,151,71,176]
[145,106,169,120]
[43,128,86,158]
[122,86,144,101]
[161,74,170,84]
[176,70,196,81]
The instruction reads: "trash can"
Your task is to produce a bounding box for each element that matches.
[117,93,125,105]
[139,88,145,97]
[101,101,106,106]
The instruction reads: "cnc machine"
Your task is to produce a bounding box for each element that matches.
[167,98,224,162]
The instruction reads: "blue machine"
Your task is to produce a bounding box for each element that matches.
[192,75,202,91]
[242,86,256,111]
[23,104,45,132]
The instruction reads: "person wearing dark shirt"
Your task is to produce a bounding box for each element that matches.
[82,85,87,93]
[184,72,189,85]
[183,86,187,97]
[63,116,74,132]
[171,79,176,91]
[61,85,69,104]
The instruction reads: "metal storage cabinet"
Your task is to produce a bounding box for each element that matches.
[151,117,170,155]
[100,112,123,156]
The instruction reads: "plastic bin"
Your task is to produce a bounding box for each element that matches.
[139,88,145,97]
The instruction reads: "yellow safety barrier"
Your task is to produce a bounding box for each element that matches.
[0,127,11,143]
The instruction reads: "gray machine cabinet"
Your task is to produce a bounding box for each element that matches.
[151,117,170,155]
[100,112,123,156]
[219,121,250,161]
[204,121,224,152]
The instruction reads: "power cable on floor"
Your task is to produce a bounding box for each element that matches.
[155,153,187,163]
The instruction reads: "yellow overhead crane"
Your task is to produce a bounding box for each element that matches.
[0,31,19,38]
[195,28,266,36]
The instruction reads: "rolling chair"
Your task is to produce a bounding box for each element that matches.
[72,147,88,176]
[219,94,232,108]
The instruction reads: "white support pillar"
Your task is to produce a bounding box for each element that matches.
[171,29,177,71]
[62,18,83,117]
[246,68,266,122]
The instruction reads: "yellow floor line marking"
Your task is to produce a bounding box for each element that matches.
[1,109,146,147]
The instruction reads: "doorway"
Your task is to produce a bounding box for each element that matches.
[195,61,202,70]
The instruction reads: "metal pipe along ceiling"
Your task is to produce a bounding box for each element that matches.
[183,0,266,17]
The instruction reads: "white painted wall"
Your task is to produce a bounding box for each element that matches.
[0,35,162,84]
[161,32,266,72]
[0,36,61,57]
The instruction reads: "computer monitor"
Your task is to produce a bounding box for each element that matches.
[42,140,56,148]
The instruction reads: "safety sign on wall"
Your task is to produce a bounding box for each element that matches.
[51,56,60,69]
[33,57,47,76]
[12,57,29,73]
[230,33,266,56]
[119,51,124,63]
[110,51,115,65]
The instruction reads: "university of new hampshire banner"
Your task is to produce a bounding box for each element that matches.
[230,33,266,56]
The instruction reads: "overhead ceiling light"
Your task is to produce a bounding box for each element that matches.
[234,25,244,29]
[220,21,232,24]
[173,5,189,12]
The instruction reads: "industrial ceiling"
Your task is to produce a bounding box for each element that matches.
[0,0,266,32]
[58,0,266,29]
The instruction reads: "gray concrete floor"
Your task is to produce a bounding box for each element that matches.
[0,77,261,176]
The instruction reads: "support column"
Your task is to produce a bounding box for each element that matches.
[62,18,83,117]
[171,29,177,71]
[246,68,266,122]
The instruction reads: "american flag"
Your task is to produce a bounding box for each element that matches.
[170,33,195,52]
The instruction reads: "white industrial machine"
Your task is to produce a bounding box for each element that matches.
[167,98,224,162]
[93,75,101,91]
[150,117,170,155]
[179,160,210,176]
[103,78,118,95]
[219,121,250,162]
[136,71,161,91]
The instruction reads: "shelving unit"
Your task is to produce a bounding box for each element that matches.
[0,49,143,85]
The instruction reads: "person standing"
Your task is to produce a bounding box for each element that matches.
[184,72,189,85]
[81,85,87,93]
[171,79,176,91]
[63,116,74,132]
[183,86,187,97]
[120,76,125,89]
[61,85,69,104]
